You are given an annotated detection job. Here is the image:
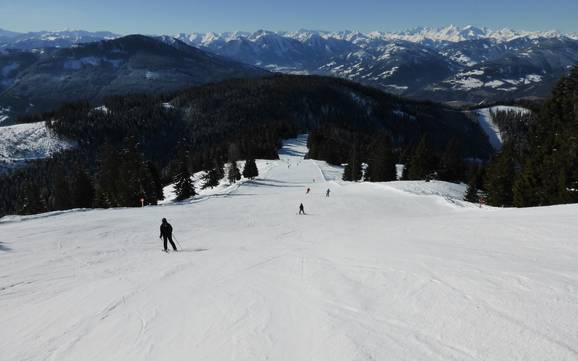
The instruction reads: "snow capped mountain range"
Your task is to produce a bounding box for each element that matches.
[368,25,578,43]
[0,29,118,51]
[1,25,578,104]
[167,26,578,103]
[3,25,574,52]
[175,25,578,48]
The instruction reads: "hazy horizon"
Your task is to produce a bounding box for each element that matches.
[1,24,576,37]
[1,0,576,35]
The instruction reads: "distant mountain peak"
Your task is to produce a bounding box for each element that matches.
[0,28,20,38]
[173,26,574,49]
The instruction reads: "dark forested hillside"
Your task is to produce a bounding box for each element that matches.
[490,109,535,153]
[173,75,494,156]
[482,64,578,207]
[0,74,494,216]
[0,35,268,118]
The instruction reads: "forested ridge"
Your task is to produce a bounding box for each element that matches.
[0,73,548,216]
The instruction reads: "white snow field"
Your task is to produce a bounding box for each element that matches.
[2,135,578,361]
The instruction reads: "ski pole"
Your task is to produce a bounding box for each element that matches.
[172,234,183,250]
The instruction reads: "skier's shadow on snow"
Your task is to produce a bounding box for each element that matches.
[178,248,209,253]
[0,242,11,252]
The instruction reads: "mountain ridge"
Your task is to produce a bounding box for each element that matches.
[171,26,578,103]
[2,26,577,106]
[3,25,577,50]
[0,35,268,118]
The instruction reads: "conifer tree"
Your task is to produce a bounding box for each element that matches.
[513,160,541,207]
[342,145,362,181]
[438,139,464,183]
[408,135,436,180]
[117,139,143,206]
[228,162,241,183]
[366,137,396,182]
[95,139,159,207]
[464,176,480,203]
[242,159,259,179]
[52,171,71,210]
[399,144,414,180]
[71,168,95,208]
[146,161,164,201]
[203,159,225,189]
[95,143,121,207]
[116,138,158,206]
[484,143,516,207]
[17,184,44,215]
[174,158,196,201]
[216,159,225,179]
[464,164,486,204]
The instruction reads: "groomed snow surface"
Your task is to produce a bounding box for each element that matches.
[2,135,578,361]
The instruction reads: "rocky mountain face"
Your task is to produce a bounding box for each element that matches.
[173,26,578,104]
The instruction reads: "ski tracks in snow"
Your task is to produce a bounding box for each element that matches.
[2,135,578,360]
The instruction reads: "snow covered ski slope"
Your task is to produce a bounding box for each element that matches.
[1,135,578,361]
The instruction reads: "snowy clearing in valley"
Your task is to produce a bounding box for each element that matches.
[1,135,577,361]
[472,108,503,150]
[0,121,76,173]
[470,106,531,150]
[0,108,10,124]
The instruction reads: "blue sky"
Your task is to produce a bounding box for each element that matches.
[0,0,576,34]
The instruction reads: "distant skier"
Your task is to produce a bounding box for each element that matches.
[159,218,177,252]
[299,203,305,215]
[306,187,311,194]
[326,189,330,197]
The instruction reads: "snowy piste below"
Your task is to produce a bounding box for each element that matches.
[1,135,578,361]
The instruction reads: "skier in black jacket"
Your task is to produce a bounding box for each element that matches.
[159,218,177,252]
